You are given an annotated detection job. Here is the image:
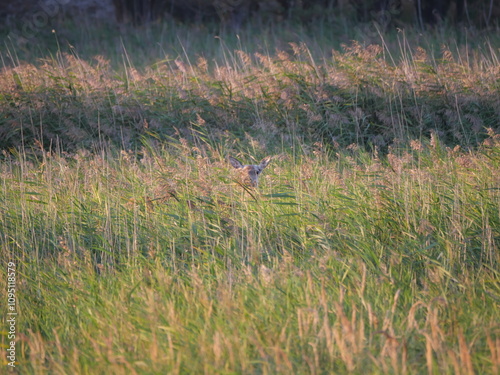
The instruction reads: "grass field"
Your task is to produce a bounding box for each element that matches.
[1,19,500,374]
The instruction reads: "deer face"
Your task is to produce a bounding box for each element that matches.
[229,156,272,187]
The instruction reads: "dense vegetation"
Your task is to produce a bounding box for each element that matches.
[1,23,499,152]
[0,14,499,374]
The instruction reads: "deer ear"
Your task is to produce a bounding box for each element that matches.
[229,156,243,169]
[259,156,271,169]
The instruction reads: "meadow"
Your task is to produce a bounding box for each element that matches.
[0,19,499,374]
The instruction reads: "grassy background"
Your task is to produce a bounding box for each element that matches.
[2,20,499,152]
[0,18,499,374]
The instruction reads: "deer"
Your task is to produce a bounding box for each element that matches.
[229,156,272,187]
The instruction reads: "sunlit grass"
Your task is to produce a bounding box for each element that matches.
[1,25,499,152]
[1,129,499,373]
[0,20,499,374]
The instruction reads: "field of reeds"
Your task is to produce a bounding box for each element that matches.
[1,20,499,374]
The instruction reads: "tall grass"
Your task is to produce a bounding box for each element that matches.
[0,20,499,374]
[1,23,499,152]
[1,127,499,373]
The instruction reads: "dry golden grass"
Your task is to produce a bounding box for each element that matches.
[1,33,499,152]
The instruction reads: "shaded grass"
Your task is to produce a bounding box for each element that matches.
[1,25,499,153]
[1,131,499,373]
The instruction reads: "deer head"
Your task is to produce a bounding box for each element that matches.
[229,156,272,187]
